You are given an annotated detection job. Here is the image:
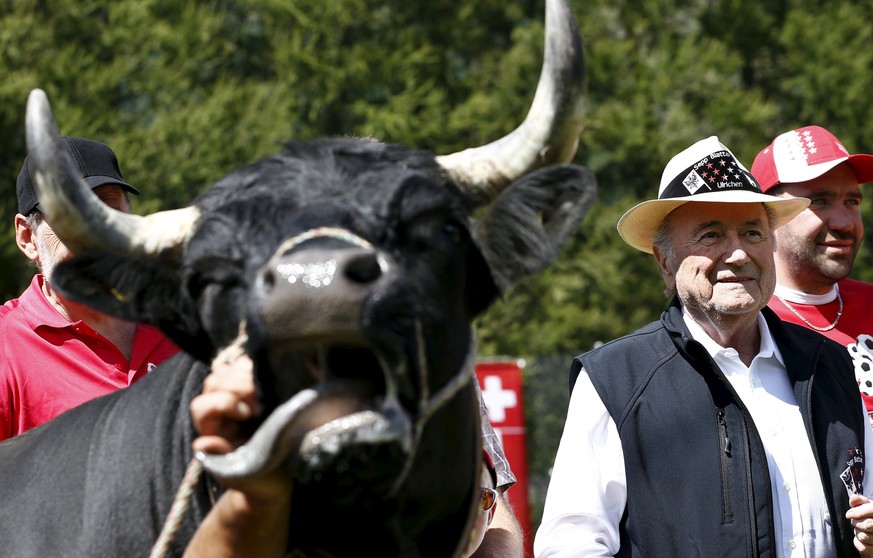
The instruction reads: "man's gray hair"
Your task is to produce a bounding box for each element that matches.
[24,211,49,275]
[651,217,675,299]
[25,211,43,231]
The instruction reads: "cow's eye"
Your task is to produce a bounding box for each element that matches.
[442,220,463,244]
[186,259,243,301]
[186,274,215,302]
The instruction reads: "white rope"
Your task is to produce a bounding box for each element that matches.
[149,457,205,558]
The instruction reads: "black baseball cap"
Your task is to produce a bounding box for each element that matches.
[16,136,140,215]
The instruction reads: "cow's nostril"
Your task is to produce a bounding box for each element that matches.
[261,268,276,291]
[345,252,382,283]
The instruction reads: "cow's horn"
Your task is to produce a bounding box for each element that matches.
[25,88,200,257]
[435,0,587,206]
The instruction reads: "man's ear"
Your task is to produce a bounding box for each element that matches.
[14,214,39,262]
[652,245,675,292]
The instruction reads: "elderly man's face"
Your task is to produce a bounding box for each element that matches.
[658,201,776,322]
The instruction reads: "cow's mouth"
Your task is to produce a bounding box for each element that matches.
[197,340,414,495]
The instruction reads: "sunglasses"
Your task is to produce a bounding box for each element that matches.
[479,487,499,512]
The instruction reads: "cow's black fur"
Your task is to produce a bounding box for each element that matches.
[0,134,596,556]
[1,1,592,552]
[0,352,208,557]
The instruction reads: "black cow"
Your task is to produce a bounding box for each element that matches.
[0,0,595,556]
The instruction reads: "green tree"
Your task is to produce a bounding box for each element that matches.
[3,0,873,535]
[0,0,536,297]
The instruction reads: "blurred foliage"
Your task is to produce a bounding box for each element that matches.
[3,0,873,533]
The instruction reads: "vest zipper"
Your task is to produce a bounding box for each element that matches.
[717,407,734,523]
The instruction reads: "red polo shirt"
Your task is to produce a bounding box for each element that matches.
[0,275,179,440]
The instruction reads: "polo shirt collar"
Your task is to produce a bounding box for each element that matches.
[20,274,84,331]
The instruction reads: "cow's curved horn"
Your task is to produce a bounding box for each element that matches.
[25,88,200,257]
[435,0,587,206]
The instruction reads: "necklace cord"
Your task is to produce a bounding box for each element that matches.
[775,290,843,332]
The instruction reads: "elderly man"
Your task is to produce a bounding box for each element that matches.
[751,125,873,423]
[534,136,873,557]
[0,137,178,440]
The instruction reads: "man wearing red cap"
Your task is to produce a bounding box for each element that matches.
[0,137,178,440]
[751,125,873,425]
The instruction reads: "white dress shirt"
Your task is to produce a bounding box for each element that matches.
[534,311,873,558]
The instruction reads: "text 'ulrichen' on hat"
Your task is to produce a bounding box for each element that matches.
[617,136,810,254]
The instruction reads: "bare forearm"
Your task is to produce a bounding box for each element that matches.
[183,489,290,558]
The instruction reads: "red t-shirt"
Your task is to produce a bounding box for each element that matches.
[768,277,873,413]
[0,275,179,440]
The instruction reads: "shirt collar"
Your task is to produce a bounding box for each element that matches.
[20,274,83,330]
[773,282,839,305]
[682,307,784,366]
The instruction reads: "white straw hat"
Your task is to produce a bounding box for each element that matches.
[617,136,810,253]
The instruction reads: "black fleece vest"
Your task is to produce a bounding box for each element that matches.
[574,301,865,557]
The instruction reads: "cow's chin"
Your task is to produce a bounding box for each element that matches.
[289,379,414,501]
[200,343,415,503]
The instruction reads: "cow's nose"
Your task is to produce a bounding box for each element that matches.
[254,246,391,341]
[257,248,384,293]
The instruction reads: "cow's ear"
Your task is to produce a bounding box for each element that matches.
[51,255,213,360]
[472,164,597,292]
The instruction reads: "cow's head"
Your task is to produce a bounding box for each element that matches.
[23,0,595,554]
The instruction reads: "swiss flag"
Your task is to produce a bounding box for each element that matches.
[476,360,532,558]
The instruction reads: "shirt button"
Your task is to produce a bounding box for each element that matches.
[788,540,797,549]
[115,363,125,371]
[783,482,791,492]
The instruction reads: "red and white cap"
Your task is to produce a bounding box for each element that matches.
[751,125,873,192]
